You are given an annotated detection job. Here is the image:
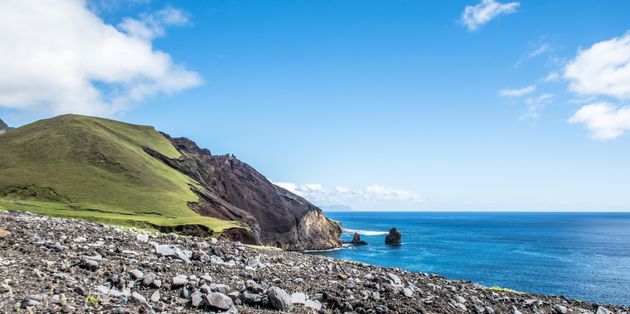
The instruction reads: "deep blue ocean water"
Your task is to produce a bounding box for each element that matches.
[312,212,630,306]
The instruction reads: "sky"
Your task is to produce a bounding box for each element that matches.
[1,0,630,211]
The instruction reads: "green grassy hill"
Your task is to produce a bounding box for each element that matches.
[0,114,239,233]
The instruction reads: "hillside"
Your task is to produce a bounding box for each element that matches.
[0,115,341,250]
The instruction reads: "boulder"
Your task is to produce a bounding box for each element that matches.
[384,227,401,245]
[204,292,233,311]
[350,232,367,245]
[267,286,292,311]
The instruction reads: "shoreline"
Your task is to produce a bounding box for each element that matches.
[1,211,628,313]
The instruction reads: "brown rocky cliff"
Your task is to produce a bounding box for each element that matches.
[144,134,342,250]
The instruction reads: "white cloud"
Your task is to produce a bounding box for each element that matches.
[544,72,560,82]
[273,182,423,206]
[499,85,536,97]
[119,6,189,41]
[520,93,553,120]
[0,0,201,116]
[514,40,553,67]
[564,32,630,99]
[460,0,520,31]
[569,102,630,140]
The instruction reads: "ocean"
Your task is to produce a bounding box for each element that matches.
[311,212,630,306]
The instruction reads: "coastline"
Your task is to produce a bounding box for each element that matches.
[1,211,628,313]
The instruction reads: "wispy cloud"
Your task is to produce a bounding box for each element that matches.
[0,0,200,116]
[520,93,554,121]
[119,6,189,41]
[514,40,554,67]
[460,0,520,31]
[273,182,423,207]
[499,85,536,97]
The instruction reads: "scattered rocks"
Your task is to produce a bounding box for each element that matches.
[1,211,627,314]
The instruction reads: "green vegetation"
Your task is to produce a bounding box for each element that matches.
[486,286,525,294]
[0,114,240,233]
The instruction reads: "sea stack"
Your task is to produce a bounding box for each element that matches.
[350,232,367,245]
[385,227,401,245]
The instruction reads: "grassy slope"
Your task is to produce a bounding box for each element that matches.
[0,114,238,232]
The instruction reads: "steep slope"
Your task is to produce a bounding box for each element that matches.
[147,135,342,250]
[0,118,11,134]
[0,114,341,250]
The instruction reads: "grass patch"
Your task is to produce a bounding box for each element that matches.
[245,244,283,251]
[0,114,242,234]
[486,286,525,294]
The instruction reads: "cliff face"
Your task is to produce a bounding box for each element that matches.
[147,134,342,251]
[0,118,11,134]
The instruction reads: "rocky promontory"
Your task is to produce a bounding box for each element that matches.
[1,211,627,313]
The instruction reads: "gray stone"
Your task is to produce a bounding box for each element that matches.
[131,291,147,305]
[172,275,188,287]
[136,234,149,242]
[204,292,234,311]
[387,273,401,285]
[149,290,160,303]
[74,285,87,296]
[245,280,263,293]
[403,288,413,297]
[291,292,306,304]
[191,291,204,307]
[242,290,263,304]
[121,250,139,258]
[376,304,389,313]
[596,307,612,314]
[268,286,292,311]
[142,273,156,287]
[20,299,39,308]
[129,269,144,280]
[82,259,99,271]
[555,305,568,314]
[305,299,322,311]
[247,256,261,268]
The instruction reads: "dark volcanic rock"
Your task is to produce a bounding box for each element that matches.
[0,118,12,134]
[350,232,367,245]
[145,134,342,251]
[385,227,401,245]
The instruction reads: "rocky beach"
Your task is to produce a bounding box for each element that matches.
[1,211,627,314]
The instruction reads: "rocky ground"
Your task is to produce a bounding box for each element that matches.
[0,211,627,314]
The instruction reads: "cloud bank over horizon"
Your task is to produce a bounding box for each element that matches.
[0,0,200,117]
[273,182,423,210]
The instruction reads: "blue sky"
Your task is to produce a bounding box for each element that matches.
[1,0,630,211]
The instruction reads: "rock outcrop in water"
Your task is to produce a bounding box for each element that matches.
[385,227,401,245]
[350,232,367,245]
[1,211,627,314]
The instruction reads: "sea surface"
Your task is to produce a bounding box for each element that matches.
[311,212,630,306]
